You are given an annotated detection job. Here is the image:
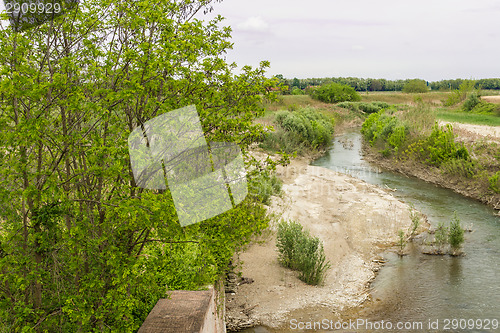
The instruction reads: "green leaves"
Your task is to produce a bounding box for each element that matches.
[309,82,361,103]
[0,0,275,330]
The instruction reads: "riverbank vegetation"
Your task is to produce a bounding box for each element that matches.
[259,108,336,155]
[360,104,500,209]
[276,220,330,286]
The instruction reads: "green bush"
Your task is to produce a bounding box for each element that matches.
[337,101,359,111]
[309,83,361,103]
[361,110,408,153]
[470,101,498,114]
[291,87,305,95]
[444,92,462,106]
[463,92,481,111]
[448,212,465,251]
[358,102,381,114]
[276,220,303,270]
[261,109,335,154]
[248,171,282,205]
[434,222,448,247]
[408,123,471,166]
[444,80,478,106]
[402,79,429,93]
[441,158,477,178]
[371,101,391,109]
[489,171,500,193]
[337,101,390,114]
[260,127,307,155]
[276,220,330,285]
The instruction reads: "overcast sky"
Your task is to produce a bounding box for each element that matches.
[203,0,500,81]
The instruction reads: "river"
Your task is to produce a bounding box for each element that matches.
[241,130,500,332]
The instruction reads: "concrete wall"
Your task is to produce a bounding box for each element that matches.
[138,283,226,333]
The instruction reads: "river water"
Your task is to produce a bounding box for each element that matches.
[241,130,500,332]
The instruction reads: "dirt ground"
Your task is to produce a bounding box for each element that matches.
[226,156,423,330]
[440,121,500,143]
[481,95,500,104]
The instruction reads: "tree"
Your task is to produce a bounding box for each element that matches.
[448,212,465,253]
[370,79,384,91]
[0,0,277,330]
[309,83,361,103]
[402,79,429,93]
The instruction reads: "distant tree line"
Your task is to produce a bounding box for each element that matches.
[274,75,500,94]
[429,78,500,91]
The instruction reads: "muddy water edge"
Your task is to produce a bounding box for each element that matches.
[240,129,500,333]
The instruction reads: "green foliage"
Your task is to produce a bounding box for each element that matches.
[409,204,421,236]
[470,102,499,114]
[448,212,465,251]
[444,80,478,106]
[402,79,429,93]
[261,109,335,154]
[291,87,305,95]
[463,92,481,111]
[407,124,471,166]
[441,158,478,178]
[398,229,406,253]
[0,1,277,330]
[434,222,448,247]
[362,111,479,178]
[276,221,330,285]
[361,110,409,154]
[337,101,390,114]
[444,92,463,107]
[248,171,282,205]
[276,220,304,270]
[309,83,361,103]
[489,171,500,193]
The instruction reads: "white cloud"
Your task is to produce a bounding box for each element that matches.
[237,16,269,32]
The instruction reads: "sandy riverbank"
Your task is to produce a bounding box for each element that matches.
[226,155,425,331]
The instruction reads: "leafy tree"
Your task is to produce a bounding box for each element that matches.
[402,79,429,93]
[0,0,278,331]
[370,79,384,91]
[309,82,361,103]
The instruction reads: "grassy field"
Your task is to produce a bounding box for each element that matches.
[262,91,500,128]
[436,109,500,126]
[359,90,452,105]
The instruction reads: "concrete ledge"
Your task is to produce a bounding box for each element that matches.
[138,286,225,333]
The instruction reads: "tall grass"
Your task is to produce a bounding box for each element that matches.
[399,104,436,135]
[276,220,330,285]
[260,108,335,155]
[360,91,451,105]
